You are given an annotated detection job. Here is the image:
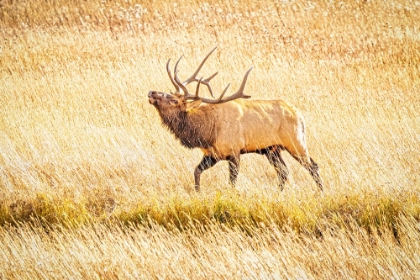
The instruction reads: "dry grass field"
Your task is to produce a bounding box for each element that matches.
[1,0,420,278]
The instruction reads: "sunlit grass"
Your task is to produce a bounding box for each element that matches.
[0,0,419,278]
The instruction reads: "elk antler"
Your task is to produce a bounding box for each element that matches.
[168,47,219,97]
[169,47,253,104]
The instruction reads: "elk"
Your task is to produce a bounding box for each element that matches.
[148,47,323,191]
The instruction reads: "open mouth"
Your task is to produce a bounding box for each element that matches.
[148,97,156,104]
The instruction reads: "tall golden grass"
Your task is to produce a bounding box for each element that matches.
[1,0,419,278]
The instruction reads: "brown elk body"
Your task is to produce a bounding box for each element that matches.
[148,48,323,191]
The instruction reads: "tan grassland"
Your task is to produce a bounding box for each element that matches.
[1,0,420,278]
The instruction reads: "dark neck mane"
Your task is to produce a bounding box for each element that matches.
[160,110,215,149]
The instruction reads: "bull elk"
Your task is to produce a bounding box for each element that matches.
[148,47,323,191]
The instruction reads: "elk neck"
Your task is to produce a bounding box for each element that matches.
[160,109,216,149]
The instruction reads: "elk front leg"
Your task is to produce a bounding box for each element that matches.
[194,156,219,191]
[227,155,240,186]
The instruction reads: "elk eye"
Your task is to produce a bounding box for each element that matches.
[170,99,178,105]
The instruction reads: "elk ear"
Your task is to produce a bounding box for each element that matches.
[186,99,202,112]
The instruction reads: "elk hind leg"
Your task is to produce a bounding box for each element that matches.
[308,157,323,191]
[194,156,219,191]
[285,145,323,191]
[265,146,289,191]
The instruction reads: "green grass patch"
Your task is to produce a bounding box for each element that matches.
[1,189,419,237]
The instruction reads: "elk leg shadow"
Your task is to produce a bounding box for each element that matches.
[194,156,219,191]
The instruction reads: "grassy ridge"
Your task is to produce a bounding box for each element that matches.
[2,189,419,236]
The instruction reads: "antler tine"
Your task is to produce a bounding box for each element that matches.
[166,59,180,92]
[215,83,231,101]
[199,72,218,97]
[228,66,253,100]
[172,55,201,100]
[183,46,217,85]
[194,77,202,98]
[174,69,197,100]
[182,47,218,97]
[173,55,184,76]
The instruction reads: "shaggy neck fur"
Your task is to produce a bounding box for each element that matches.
[159,109,216,149]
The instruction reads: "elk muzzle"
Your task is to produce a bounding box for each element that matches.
[148,91,163,105]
